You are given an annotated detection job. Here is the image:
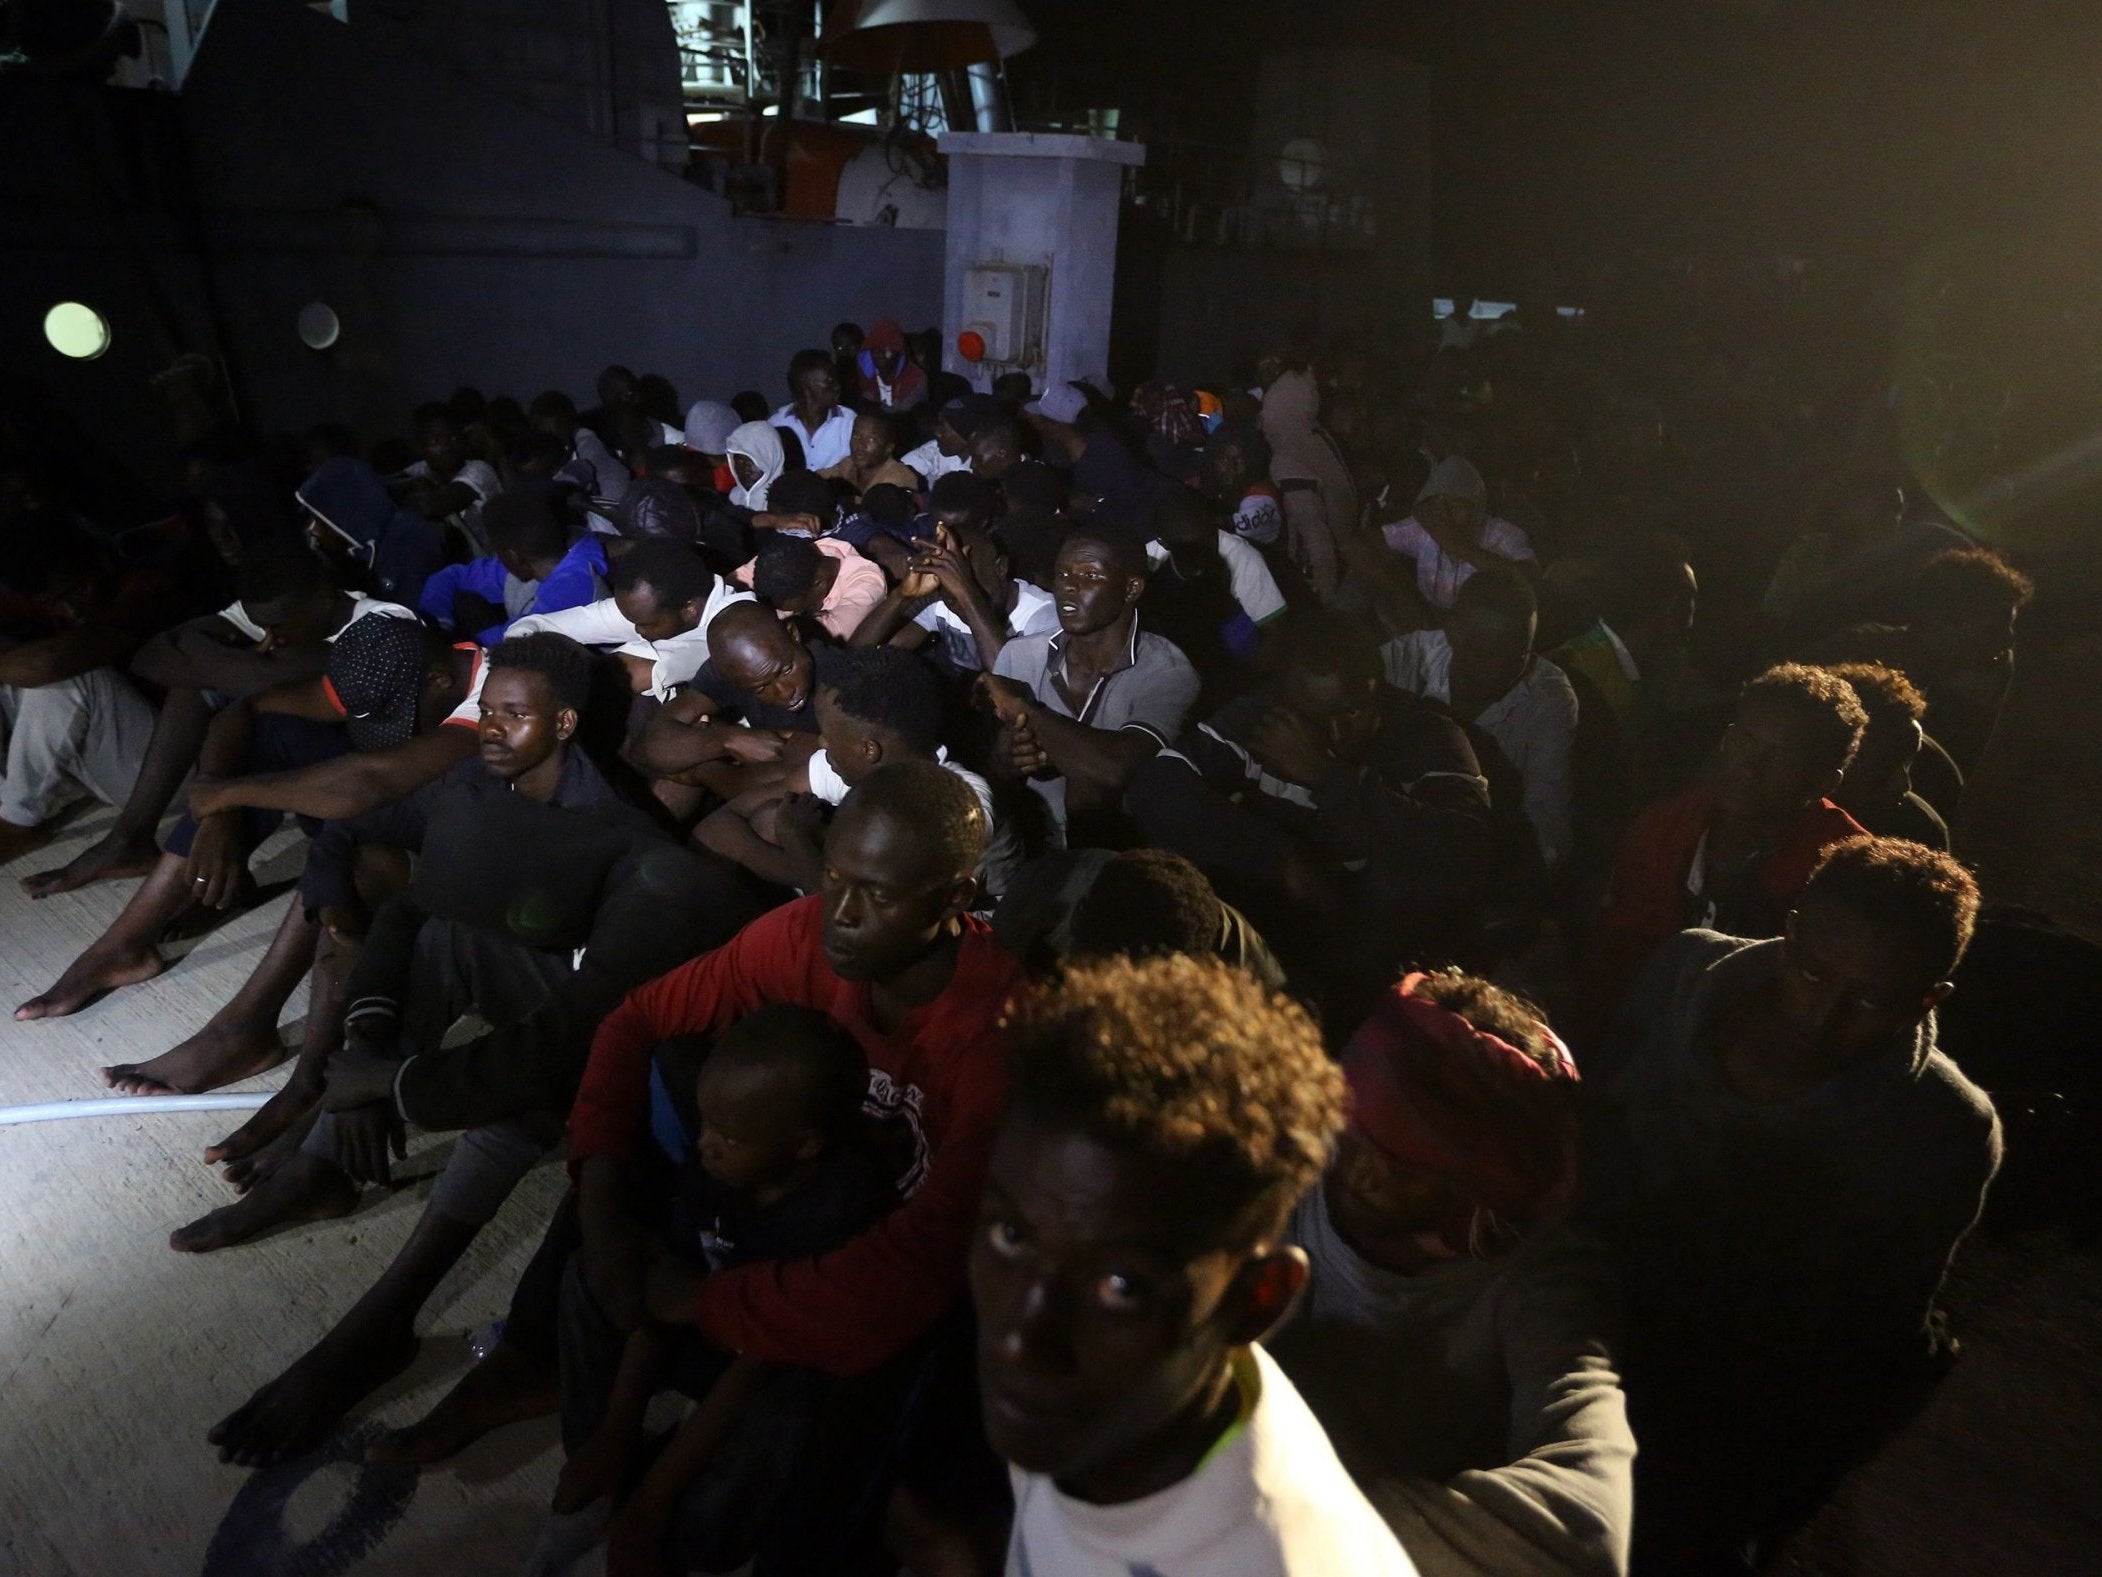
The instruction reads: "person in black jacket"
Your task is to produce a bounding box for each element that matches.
[185,632,754,1468]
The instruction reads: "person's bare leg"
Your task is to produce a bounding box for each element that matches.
[23,688,209,898]
[207,843,409,1178]
[12,852,190,1019]
[364,1342,560,1465]
[170,1147,361,1255]
[100,896,318,1095]
[208,1200,484,1465]
[206,917,358,1188]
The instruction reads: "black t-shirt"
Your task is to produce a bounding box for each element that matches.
[686,658,820,734]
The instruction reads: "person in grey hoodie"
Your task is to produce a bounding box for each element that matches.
[1270,969,1636,1577]
[1587,833,2000,1570]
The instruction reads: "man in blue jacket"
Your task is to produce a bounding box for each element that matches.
[418,483,610,646]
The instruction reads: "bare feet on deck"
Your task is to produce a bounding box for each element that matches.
[209,1321,420,1467]
[100,1015,289,1096]
[206,1080,323,1193]
[169,1150,358,1254]
[365,1343,559,1466]
[13,941,166,1021]
[21,829,160,899]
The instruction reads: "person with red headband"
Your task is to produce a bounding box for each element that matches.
[1269,970,1636,1577]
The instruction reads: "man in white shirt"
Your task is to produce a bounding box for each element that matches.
[1382,569,1578,869]
[773,348,856,471]
[530,390,631,508]
[402,403,501,550]
[975,953,1418,1576]
[507,538,751,701]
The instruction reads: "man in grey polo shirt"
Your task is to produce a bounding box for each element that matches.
[982,526,1199,844]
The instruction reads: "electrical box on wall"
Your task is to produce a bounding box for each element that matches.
[961,262,1049,376]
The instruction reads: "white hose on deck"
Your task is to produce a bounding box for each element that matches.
[0,1093,272,1127]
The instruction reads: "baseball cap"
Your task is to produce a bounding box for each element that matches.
[938,392,1005,442]
[1027,377,1102,426]
[325,614,431,750]
[866,317,907,352]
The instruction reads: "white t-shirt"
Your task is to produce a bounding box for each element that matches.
[440,643,489,728]
[773,403,856,471]
[1381,629,1579,868]
[913,579,1059,672]
[901,439,971,487]
[405,457,500,505]
[506,581,754,701]
[1379,516,1535,610]
[1007,1344,1418,1577]
[1147,532,1288,626]
[218,594,418,645]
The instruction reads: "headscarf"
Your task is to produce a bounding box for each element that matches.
[1131,378,1206,450]
[1258,367,1360,523]
[1341,972,1579,1244]
[724,421,786,510]
[683,400,741,457]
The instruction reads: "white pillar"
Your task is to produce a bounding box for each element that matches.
[936,131,1147,395]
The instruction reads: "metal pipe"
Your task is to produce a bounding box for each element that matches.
[966,60,1012,133]
[0,1093,271,1127]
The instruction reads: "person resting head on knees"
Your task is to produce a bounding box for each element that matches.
[505,536,737,703]
[621,600,818,815]
[1824,661,1947,850]
[613,539,721,642]
[741,528,886,644]
[977,953,1417,1574]
[417,482,609,647]
[763,469,845,538]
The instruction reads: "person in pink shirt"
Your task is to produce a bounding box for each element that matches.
[737,534,887,642]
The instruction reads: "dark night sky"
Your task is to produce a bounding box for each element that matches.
[1017,0,2102,289]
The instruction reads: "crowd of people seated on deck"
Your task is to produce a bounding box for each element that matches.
[0,306,2041,1575]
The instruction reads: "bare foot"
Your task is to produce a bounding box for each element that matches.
[209,1322,419,1467]
[13,941,166,1021]
[0,817,57,868]
[21,829,160,899]
[100,1016,289,1096]
[365,1343,558,1466]
[207,1081,323,1193]
[169,1150,359,1254]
